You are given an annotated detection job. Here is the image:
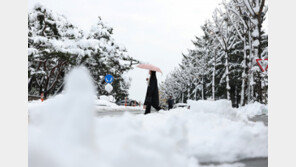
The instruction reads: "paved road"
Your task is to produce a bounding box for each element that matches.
[96,108,144,117]
[96,108,268,167]
[249,114,268,126]
[240,158,268,167]
[200,158,267,167]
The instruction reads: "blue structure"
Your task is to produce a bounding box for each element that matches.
[105,74,114,83]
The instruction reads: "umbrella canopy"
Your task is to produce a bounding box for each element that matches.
[137,64,162,73]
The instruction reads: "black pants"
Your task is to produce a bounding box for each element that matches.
[168,105,173,110]
[144,103,161,114]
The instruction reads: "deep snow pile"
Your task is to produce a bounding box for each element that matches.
[95,103,267,164]
[238,102,268,118]
[28,67,197,167]
[186,100,267,162]
[29,67,97,167]
[29,67,267,167]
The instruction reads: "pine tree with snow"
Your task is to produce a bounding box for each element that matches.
[160,0,268,107]
[28,3,139,100]
[83,17,138,100]
[28,3,83,98]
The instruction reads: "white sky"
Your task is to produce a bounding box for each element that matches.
[28,0,222,102]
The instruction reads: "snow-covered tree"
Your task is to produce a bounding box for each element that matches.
[210,9,239,100]
[224,0,268,104]
[28,3,139,100]
[28,3,83,97]
[160,0,268,107]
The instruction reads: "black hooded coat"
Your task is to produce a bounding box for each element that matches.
[144,71,159,107]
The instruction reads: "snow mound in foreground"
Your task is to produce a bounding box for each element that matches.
[95,104,267,164]
[29,67,267,167]
[29,66,98,167]
[29,66,197,167]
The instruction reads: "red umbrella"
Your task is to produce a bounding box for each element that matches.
[137,64,162,73]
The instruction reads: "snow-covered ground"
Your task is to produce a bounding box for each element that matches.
[94,97,143,113]
[28,67,267,167]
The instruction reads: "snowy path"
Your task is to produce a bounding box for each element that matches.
[95,106,144,117]
[96,107,268,126]
[96,109,143,117]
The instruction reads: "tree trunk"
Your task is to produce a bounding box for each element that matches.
[201,76,204,100]
[225,52,230,100]
[255,16,263,103]
[247,26,254,103]
[240,39,247,106]
[187,87,190,101]
[212,51,216,100]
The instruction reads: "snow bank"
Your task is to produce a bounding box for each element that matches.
[95,106,267,164]
[99,95,116,103]
[29,67,267,167]
[188,99,268,119]
[29,66,98,167]
[94,95,144,112]
[94,109,199,167]
[238,102,268,118]
[95,99,117,107]
[95,96,118,107]
[29,67,197,167]
[187,100,240,120]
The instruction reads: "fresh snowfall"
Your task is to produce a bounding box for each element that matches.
[28,67,267,167]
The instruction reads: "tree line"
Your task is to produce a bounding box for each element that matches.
[28,3,139,100]
[160,0,268,107]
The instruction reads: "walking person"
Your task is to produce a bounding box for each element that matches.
[167,96,174,110]
[144,70,162,114]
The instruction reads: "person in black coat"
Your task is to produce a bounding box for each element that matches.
[144,70,161,114]
[167,96,174,110]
